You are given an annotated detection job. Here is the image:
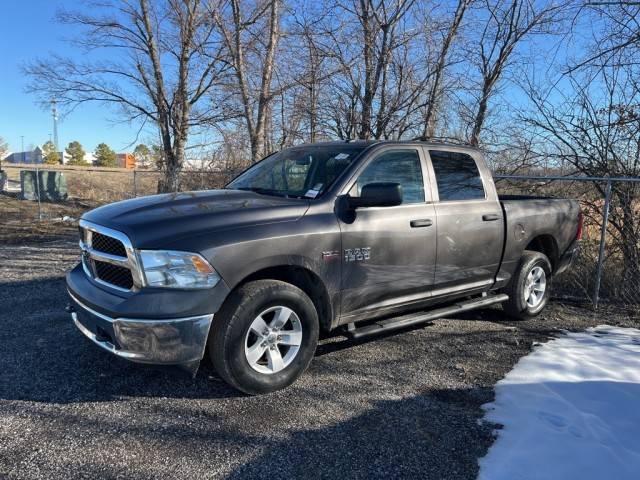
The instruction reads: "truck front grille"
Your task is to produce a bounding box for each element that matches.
[94,261,134,290]
[78,220,143,292]
[92,232,127,257]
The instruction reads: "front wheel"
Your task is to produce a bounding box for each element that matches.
[502,250,552,320]
[208,280,319,395]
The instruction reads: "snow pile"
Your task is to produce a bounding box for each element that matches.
[479,325,640,480]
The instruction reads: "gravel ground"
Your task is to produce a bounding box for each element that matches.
[1,237,638,480]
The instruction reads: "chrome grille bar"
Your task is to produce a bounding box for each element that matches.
[79,219,145,292]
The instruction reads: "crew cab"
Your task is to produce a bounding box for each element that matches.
[66,141,582,394]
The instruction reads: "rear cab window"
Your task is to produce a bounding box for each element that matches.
[349,149,425,204]
[429,150,485,201]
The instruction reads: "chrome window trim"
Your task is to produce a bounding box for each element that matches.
[79,219,146,292]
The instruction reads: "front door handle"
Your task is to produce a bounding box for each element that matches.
[410,219,433,228]
[482,213,500,221]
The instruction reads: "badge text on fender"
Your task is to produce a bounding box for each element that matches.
[344,247,371,262]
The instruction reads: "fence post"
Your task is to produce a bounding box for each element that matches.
[133,170,137,197]
[35,167,42,220]
[593,180,612,309]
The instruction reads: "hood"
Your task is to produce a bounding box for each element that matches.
[83,189,310,248]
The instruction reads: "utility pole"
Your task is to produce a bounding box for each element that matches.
[51,99,59,158]
[21,136,25,163]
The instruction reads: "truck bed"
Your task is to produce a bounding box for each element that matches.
[496,195,581,285]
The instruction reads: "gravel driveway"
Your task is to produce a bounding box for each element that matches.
[1,237,636,479]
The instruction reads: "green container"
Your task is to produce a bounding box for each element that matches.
[20,170,68,202]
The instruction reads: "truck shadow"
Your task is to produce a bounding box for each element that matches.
[315,305,540,357]
[0,275,556,404]
[0,276,241,403]
[4,384,499,479]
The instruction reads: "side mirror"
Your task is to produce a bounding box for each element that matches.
[348,182,403,208]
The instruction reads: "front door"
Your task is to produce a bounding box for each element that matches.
[338,147,437,321]
[425,148,504,296]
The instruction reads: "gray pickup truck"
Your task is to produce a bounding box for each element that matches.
[67,141,582,394]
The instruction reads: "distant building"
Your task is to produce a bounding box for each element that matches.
[62,151,95,165]
[117,153,136,169]
[3,147,43,164]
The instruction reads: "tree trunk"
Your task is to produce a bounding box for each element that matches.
[253,0,280,161]
[421,0,469,140]
[470,81,492,146]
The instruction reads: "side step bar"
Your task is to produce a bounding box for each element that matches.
[345,293,509,340]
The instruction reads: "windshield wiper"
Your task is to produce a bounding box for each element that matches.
[233,186,288,197]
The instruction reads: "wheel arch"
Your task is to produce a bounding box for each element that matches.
[525,234,559,271]
[231,265,334,332]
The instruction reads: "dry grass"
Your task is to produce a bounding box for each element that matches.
[0,165,236,244]
[0,194,81,244]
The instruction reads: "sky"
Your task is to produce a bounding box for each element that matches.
[0,1,597,157]
[0,0,147,154]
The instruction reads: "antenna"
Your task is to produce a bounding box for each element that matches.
[51,99,59,159]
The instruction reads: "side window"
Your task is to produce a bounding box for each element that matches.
[349,149,425,204]
[429,150,485,201]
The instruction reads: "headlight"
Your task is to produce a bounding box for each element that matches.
[138,250,220,289]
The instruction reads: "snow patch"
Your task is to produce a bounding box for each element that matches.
[479,325,640,480]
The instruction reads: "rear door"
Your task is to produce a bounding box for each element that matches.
[338,146,437,319]
[424,148,504,296]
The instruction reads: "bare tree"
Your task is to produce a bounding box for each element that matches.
[215,0,282,162]
[420,0,472,140]
[321,0,433,140]
[526,62,640,294]
[568,3,640,74]
[355,0,416,139]
[24,0,227,191]
[0,136,8,159]
[467,0,568,146]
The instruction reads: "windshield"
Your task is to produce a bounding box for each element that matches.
[226,144,367,198]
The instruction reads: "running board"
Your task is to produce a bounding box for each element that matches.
[344,293,509,340]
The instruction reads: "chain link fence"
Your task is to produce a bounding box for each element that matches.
[0,164,242,244]
[494,175,640,311]
[1,164,638,312]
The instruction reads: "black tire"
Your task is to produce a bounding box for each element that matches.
[502,250,552,320]
[208,279,319,395]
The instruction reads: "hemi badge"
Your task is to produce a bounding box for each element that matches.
[322,251,340,262]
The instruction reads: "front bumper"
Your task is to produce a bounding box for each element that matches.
[69,291,213,365]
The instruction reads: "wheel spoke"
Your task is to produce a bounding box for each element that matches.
[245,305,303,375]
[524,266,546,308]
[246,342,266,366]
[250,315,269,335]
[270,306,293,330]
[278,330,302,346]
[266,346,284,371]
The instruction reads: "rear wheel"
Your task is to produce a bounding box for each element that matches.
[502,250,552,320]
[209,280,319,395]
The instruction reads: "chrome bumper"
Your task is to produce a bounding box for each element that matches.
[69,291,213,365]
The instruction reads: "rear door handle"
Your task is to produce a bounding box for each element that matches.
[410,219,433,228]
[482,213,500,221]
